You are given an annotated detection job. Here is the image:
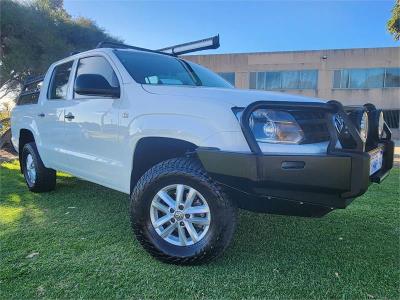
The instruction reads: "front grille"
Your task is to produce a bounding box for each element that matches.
[290,110,330,144]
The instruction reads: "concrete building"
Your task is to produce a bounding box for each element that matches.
[185,47,400,128]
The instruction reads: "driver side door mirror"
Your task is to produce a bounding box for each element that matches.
[74,74,120,98]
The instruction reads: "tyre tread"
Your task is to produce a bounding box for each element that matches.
[130,157,236,265]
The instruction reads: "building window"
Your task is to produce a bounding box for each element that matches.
[333,68,400,89]
[218,72,235,86]
[385,68,400,88]
[249,70,318,90]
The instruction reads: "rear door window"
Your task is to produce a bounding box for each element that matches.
[48,61,73,100]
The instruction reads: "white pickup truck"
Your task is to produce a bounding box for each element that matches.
[11,37,394,264]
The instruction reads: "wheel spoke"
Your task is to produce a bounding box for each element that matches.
[175,184,184,208]
[157,191,175,208]
[184,221,199,243]
[25,154,36,183]
[26,155,32,167]
[188,217,210,226]
[151,200,170,214]
[153,214,171,228]
[177,224,187,246]
[150,184,211,246]
[27,155,34,170]
[185,205,209,215]
[184,188,197,209]
[161,222,178,238]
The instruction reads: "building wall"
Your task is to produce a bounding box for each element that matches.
[184,47,400,110]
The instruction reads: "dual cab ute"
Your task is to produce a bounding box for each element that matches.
[11,37,394,264]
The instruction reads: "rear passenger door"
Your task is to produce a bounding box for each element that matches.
[62,55,124,190]
[36,60,74,170]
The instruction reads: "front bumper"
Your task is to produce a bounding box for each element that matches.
[197,101,394,217]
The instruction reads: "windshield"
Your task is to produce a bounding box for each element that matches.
[115,50,233,88]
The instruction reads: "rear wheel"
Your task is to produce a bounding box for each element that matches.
[21,142,56,192]
[130,157,237,265]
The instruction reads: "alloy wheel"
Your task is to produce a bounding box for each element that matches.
[25,154,36,184]
[150,184,211,246]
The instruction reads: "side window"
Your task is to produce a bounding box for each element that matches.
[48,61,73,100]
[74,56,119,98]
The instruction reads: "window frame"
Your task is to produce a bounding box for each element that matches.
[47,60,75,101]
[73,55,121,100]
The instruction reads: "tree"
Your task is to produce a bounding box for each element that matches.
[387,1,400,41]
[0,0,121,99]
[37,0,64,11]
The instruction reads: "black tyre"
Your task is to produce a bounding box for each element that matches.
[130,157,237,265]
[21,142,56,192]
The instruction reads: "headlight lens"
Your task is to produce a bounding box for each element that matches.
[378,111,385,138]
[248,109,304,144]
[359,111,369,142]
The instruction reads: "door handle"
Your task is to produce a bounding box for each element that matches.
[38,113,45,118]
[65,112,75,120]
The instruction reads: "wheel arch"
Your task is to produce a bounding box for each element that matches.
[130,137,198,193]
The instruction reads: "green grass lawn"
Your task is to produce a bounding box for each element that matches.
[1,161,399,299]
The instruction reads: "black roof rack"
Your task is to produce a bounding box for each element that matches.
[96,41,175,56]
[157,35,219,55]
[95,35,220,57]
[24,75,45,86]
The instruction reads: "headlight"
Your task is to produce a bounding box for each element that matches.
[246,109,304,144]
[359,111,369,142]
[378,111,385,138]
[367,110,385,140]
[349,110,369,143]
[362,104,388,142]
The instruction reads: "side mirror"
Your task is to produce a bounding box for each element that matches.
[74,74,120,98]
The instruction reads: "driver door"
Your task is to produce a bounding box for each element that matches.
[62,55,125,191]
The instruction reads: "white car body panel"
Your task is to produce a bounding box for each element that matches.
[141,84,326,107]
[11,48,328,195]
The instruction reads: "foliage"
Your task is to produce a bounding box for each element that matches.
[0,161,399,299]
[0,0,121,99]
[387,1,400,41]
[0,111,10,135]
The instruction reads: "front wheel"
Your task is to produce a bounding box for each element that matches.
[21,142,56,192]
[130,157,237,265]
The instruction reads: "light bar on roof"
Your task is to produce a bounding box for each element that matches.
[157,35,220,56]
